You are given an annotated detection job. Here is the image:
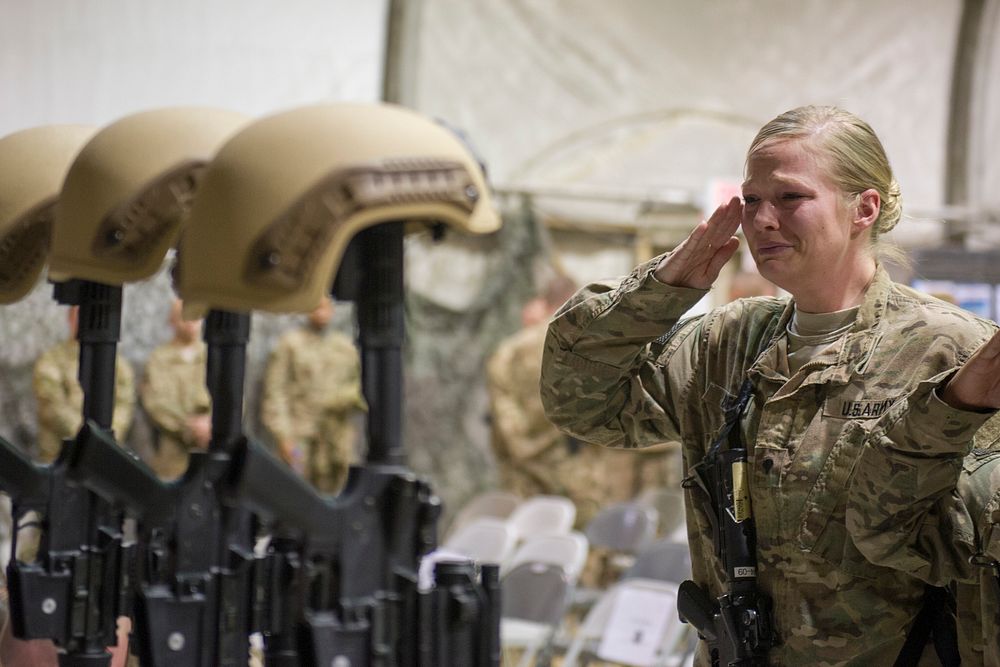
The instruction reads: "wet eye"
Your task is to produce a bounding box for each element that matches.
[742,195,759,205]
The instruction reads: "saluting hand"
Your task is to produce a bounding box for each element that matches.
[941,329,1000,412]
[653,196,743,290]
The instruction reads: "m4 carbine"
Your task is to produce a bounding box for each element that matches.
[1,280,130,667]
[64,224,501,666]
[678,385,776,667]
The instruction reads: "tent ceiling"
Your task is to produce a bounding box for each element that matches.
[410,0,967,228]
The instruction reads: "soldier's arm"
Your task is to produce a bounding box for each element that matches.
[485,345,561,461]
[112,355,136,443]
[32,350,82,443]
[322,383,366,412]
[321,341,367,412]
[540,255,707,450]
[140,352,192,441]
[847,362,1000,585]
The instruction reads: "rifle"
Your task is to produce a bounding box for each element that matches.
[64,222,501,665]
[678,382,776,667]
[3,279,129,666]
[228,222,501,666]
[67,310,259,667]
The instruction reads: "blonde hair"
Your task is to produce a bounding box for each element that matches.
[746,106,905,264]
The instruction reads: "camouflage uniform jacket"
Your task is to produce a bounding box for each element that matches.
[262,327,366,491]
[953,451,1000,663]
[487,322,635,526]
[140,340,211,479]
[540,256,997,666]
[33,339,135,462]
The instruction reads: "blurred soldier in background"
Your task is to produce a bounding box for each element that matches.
[140,299,211,480]
[261,296,366,493]
[22,304,134,665]
[487,274,636,528]
[32,304,135,462]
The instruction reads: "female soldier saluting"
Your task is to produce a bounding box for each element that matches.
[540,105,1000,666]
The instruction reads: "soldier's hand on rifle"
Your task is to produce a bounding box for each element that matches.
[187,414,212,449]
[654,196,742,290]
[278,439,306,475]
[940,329,1000,412]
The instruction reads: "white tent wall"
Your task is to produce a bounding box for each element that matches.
[0,0,387,133]
[2,0,999,518]
[395,0,990,370]
[0,0,388,466]
[396,0,1000,512]
[969,0,1000,248]
[408,0,963,280]
[413,1,955,202]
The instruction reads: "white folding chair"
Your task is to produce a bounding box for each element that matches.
[444,489,521,541]
[507,531,589,582]
[624,539,692,585]
[506,494,576,543]
[562,578,690,667]
[586,501,659,561]
[573,500,660,610]
[635,488,687,542]
[443,516,518,569]
[501,561,573,667]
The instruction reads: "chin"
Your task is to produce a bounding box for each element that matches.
[754,263,791,292]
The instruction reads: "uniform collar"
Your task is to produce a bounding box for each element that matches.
[750,264,891,386]
[836,264,891,376]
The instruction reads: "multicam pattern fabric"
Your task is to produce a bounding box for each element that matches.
[261,327,366,493]
[486,321,637,527]
[140,340,212,480]
[32,339,135,462]
[540,255,999,666]
[955,447,1000,662]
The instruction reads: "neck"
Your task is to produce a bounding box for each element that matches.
[792,259,877,313]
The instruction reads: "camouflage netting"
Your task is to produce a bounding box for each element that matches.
[404,204,544,524]
[0,206,545,524]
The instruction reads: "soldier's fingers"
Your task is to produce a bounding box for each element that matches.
[668,201,742,284]
[686,219,711,245]
[705,197,743,241]
[705,237,741,278]
[688,200,740,260]
[674,221,712,262]
[707,197,743,237]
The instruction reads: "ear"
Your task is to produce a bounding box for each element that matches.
[852,188,880,235]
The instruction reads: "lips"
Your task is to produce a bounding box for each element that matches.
[755,242,792,257]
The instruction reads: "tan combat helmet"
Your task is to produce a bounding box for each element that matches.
[0,125,96,303]
[48,107,248,284]
[177,102,501,314]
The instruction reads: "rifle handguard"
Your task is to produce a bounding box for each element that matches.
[680,445,776,666]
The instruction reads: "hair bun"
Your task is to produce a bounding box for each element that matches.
[877,178,902,234]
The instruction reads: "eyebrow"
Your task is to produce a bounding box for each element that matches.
[742,175,814,191]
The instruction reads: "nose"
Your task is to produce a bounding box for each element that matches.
[746,200,779,231]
